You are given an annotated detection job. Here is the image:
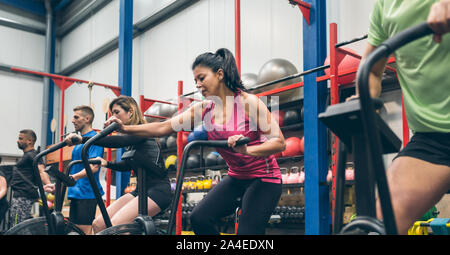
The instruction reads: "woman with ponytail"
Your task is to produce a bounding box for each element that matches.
[104,48,286,235]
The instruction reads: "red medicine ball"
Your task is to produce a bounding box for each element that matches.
[282,136,304,157]
[300,136,304,154]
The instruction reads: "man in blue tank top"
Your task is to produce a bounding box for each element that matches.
[67,105,104,234]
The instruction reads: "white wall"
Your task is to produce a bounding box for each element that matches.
[0,25,46,70]
[133,0,176,23]
[326,0,377,55]
[0,73,44,156]
[0,24,46,155]
[60,0,120,71]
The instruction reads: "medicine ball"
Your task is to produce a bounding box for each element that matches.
[284,110,300,126]
[281,136,303,157]
[187,125,208,143]
[300,136,305,154]
[166,134,177,148]
[205,151,219,167]
[217,153,225,165]
[165,155,177,170]
[324,47,361,85]
[300,106,304,122]
[186,154,202,169]
[271,109,285,127]
[158,136,167,149]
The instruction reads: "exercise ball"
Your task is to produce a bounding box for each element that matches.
[283,109,301,126]
[281,136,303,157]
[145,103,161,123]
[186,154,201,169]
[255,58,303,103]
[205,151,219,167]
[241,73,258,90]
[165,155,178,170]
[159,99,177,117]
[187,125,208,143]
[324,47,361,85]
[271,110,285,127]
[166,134,177,148]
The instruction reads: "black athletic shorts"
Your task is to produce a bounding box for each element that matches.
[394,132,450,167]
[69,198,98,225]
[129,180,172,212]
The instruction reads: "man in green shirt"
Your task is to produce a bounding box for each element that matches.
[357,0,450,234]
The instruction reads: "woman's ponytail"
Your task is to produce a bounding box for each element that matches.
[192,48,246,92]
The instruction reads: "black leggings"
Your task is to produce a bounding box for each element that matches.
[190,176,282,235]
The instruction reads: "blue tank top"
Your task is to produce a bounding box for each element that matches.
[67,130,105,199]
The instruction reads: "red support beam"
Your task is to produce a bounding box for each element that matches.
[176,81,184,235]
[10,67,121,96]
[329,23,340,230]
[290,0,311,25]
[235,0,241,74]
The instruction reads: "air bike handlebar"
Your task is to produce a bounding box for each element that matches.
[81,122,119,228]
[356,22,433,235]
[167,137,251,235]
[45,159,102,187]
[31,135,81,235]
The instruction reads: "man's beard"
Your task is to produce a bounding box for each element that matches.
[17,142,26,150]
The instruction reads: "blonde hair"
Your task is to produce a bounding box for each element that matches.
[109,96,146,125]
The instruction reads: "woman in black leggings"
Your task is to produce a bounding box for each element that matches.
[190,176,281,235]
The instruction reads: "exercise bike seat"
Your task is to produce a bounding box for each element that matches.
[318,98,401,154]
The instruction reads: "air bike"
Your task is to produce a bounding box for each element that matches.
[78,122,250,235]
[319,22,434,234]
[4,136,99,235]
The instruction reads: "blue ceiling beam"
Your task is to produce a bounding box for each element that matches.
[0,0,46,16]
[53,0,73,12]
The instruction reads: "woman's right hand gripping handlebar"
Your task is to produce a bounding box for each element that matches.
[104,116,125,133]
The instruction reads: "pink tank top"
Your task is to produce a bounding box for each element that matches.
[202,90,281,184]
